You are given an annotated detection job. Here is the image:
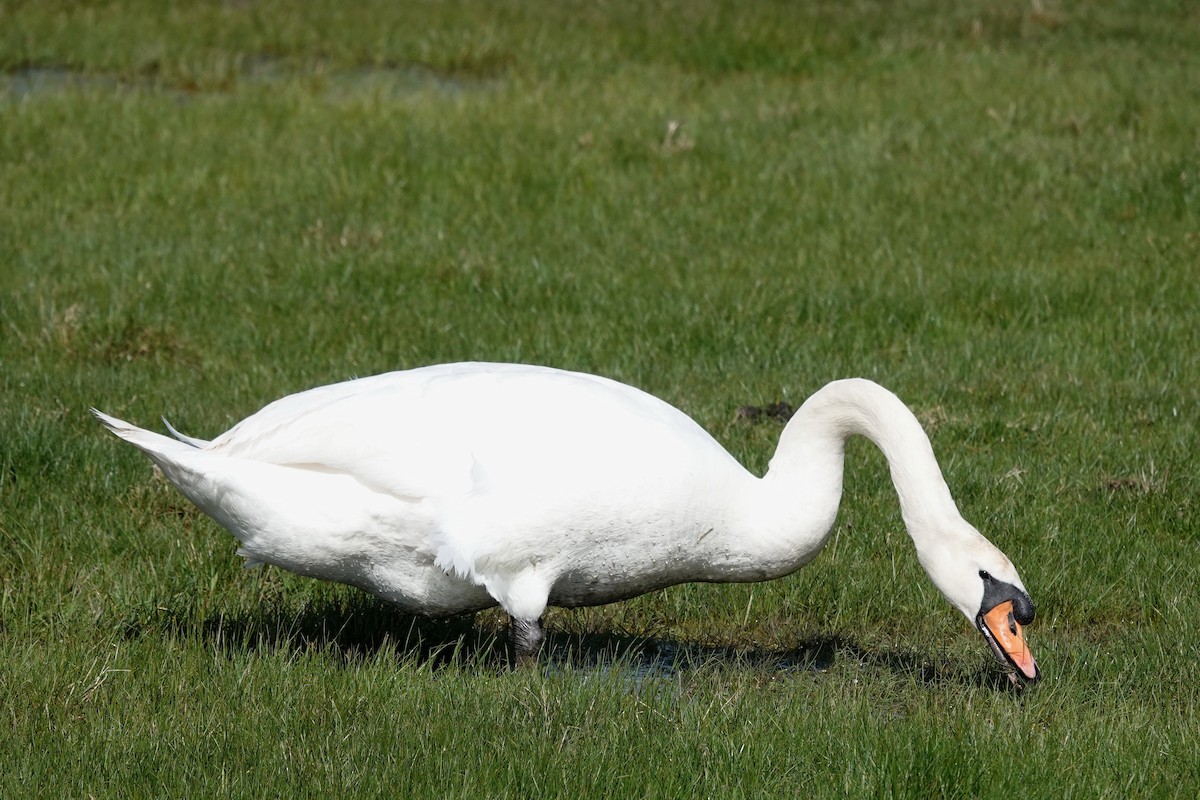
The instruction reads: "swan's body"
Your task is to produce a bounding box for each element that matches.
[95,362,1039,680]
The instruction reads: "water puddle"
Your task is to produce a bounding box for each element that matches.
[323,64,488,100]
[2,66,125,99]
[2,59,501,102]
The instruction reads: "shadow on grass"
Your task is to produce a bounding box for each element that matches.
[119,594,1021,692]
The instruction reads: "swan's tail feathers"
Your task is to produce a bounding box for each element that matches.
[162,417,210,448]
[93,408,241,540]
[91,409,207,482]
[92,409,193,456]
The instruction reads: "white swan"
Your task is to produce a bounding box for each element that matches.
[94,362,1039,681]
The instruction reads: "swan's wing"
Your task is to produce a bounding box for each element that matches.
[204,362,740,505]
[207,373,480,500]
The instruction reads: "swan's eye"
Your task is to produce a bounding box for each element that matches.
[979,570,992,581]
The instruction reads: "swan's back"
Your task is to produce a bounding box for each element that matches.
[207,362,744,504]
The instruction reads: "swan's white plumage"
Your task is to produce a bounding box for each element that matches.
[95,361,1036,661]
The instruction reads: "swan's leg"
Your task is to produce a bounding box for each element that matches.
[510,616,545,665]
[483,567,551,666]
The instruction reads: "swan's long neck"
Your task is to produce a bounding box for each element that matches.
[727,379,964,577]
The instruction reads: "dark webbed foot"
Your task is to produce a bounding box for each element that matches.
[510,617,545,666]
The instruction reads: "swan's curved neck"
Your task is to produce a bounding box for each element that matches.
[781,379,959,528]
[728,379,963,575]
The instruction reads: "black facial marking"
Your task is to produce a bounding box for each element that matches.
[978,569,1035,624]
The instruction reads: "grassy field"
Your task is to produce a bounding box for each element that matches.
[2,0,1198,796]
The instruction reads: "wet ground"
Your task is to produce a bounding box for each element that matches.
[1,59,498,102]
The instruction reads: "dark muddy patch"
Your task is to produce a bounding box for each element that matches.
[1101,474,1160,495]
[736,401,796,424]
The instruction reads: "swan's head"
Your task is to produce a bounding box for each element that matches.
[974,568,1039,685]
[919,524,1040,685]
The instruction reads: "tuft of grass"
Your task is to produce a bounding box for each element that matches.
[3,1,1199,796]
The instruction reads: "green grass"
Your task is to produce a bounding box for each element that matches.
[2,0,1198,796]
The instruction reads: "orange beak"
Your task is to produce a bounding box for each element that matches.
[977,600,1040,683]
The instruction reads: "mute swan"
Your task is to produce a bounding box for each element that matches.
[94,362,1039,682]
